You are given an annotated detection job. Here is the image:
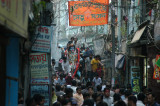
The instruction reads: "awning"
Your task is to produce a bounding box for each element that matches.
[131,26,146,44]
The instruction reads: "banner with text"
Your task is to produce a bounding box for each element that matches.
[30,53,49,84]
[31,26,53,53]
[31,85,49,106]
[153,55,160,80]
[91,0,109,4]
[68,1,109,26]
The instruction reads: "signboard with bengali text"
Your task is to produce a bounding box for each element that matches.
[30,53,49,84]
[31,85,49,106]
[31,26,53,53]
[131,67,140,94]
[68,1,109,26]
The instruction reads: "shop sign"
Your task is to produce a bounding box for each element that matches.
[91,0,109,4]
[153,55,160,80]
[31,85,49,106]
[31,26,53,53]
[30,53,49,83]
[131,67,140,94]
[68,1,109,26]
[0,0,29,38]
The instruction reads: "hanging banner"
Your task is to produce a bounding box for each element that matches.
[68,1,109,26]
[91,0,109,4]
[153,55,160,80]
[131,67,140,94]
[30,53,49,84]
[31,26,53,53]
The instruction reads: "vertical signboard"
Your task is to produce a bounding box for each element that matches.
[31,85,49,106]
[153,55,160,80]
[31,26,53,53]
[131,67,140,94]
[30,53,49,84]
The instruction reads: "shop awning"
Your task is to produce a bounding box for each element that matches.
[131,26,146,44]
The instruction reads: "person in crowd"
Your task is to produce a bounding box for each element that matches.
[128,95,137,106]
[52,88,57,104]
[136,92,145,106]
[97,85,103,95]
[61,99,72,106]
[96,55,103,78]
[71,80,77,94]
[64,88,74,99]
[114,84,120,94]
[92,74,102,90]
[33,94,45,106]
[85,54,93,81]
[62,57,71,75]
[55,84,65,97]
[25,97,36,106]
[83,92,90,100]
[92,93,103,105]
[73,87,84,106]
[113,93,121,105]
[67,37,74,50]
[97,101,108,106]
[110,86,115,97]
[123,89,132,105]
[91,55,100,77]
[119,88,125,100]
[82,75,90,85]
[114,100,127,106]
[81,84,88,95]
[53,95,64,106]
[57,74,66,86]
[51,59,56,75]
[103,87,113,106]
[18,92,24,106]
[74,37,81,49]
[88,86,94,99]
[65,73,73,85]
[83,99,94,106]
[147,92,160,106]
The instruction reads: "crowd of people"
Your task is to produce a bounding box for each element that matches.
[20,37,160,106]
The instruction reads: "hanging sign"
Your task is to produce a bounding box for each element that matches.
[153,55,160,80]
[68,1,109,26]
[131,67,140,94]
[30,53,49,84]
[31,85,49,106]
[91,0,109,4]
[31,26,53,53]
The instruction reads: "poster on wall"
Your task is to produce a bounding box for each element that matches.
[31,85,49,106]
[31,26,53,53]
[30,53,49,84]
[68,1,109,26]
[131,67,140,94]
[153,55,160,80]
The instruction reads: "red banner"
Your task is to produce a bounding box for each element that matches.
[153,55,160,80]
[68,1,109,26]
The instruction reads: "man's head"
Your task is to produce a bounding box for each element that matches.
[137,92,145,102]
[104,87,110,98]
[63,57,67,62]
[147,93,156,105]
[124,90,132,98]
[88,86,94,96]
[74,37,78,42]
[65,88,73,98]
[76,87,82,94]
[128,95,137,106]
[60,74,63,80]
[55,84,61,92]
[71,80,77,86]
[71,37,74,41]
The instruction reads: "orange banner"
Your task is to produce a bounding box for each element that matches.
[68,1,109,26]
[91,0,109,5]
[153,55,160,80]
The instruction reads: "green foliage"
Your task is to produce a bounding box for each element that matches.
[28,1,46,37]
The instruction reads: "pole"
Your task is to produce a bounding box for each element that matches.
[111,1,115,86]
[118,0,121,52]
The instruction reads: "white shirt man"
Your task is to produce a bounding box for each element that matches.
[92,76,102,87]
[103,88,113,106]
[62,59,71,74]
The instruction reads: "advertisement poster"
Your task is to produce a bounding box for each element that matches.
[131,67,140,94]
[31,85,49,106]
[153,55,160,80]
[30,53,49,84]
[68,1,109,26]
[31,26,53,53]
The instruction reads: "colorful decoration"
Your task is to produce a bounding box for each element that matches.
[153,55,160,80]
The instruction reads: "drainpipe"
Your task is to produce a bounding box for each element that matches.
[118,0,121,52]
